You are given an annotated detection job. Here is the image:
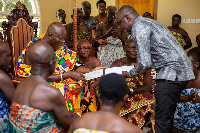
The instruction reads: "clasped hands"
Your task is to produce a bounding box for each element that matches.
[188,89,199,103]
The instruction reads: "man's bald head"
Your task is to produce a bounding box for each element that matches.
[77,39,90,47]
[118,5,137,16]
[106,6,117,13]
[47,22,66,35]
[46,22,66,51]
[116,5,138,33]
[27,43,55,66]
[125,38,134,46]
[77,39,91,58]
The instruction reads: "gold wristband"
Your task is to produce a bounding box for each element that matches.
[60,72,63,82]
[76,112,81,117]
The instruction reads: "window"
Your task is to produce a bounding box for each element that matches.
[0,0,41,34]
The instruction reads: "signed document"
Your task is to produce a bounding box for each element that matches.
[84,66,134,80]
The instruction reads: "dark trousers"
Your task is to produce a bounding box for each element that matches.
[154,79,188,133]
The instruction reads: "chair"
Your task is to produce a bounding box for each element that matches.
[1,2,38,77]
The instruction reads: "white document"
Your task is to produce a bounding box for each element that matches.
[84,66,134,80]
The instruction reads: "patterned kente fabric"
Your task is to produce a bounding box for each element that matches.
[171,31,184,48]
[173,88,200,132]
[15,34,97,115]
[74,128,109,133]
[70,31,90,41]
[80,21,98,38]
[97,36,125,67]
[0,90,10,120]
[119,74,156,132]
[9,102,66,133]
[0,91,11,132]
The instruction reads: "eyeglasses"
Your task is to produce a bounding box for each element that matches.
[51,32,65,43]
[78,47,91,50]
[117,11,134,25]
[125,46,136,51]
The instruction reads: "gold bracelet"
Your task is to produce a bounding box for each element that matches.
[76,112,81,117]
[60,72,63,82]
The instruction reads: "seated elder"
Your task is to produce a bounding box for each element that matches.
[76,39,101,108]
[0,41,15,131]
[173,47,200,132]
[10,42,78,132]
[76,39,101,73]
[68,73,143,133]
[111,38,155,132]
[16,22,98,116]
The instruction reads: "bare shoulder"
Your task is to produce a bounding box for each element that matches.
[111,58,125,67]
[179,27,188,36]
[112,116,143,133]
[69,112,95,132]
[167,26,172,30]
[90,56,100,63]
[29,79,63,110]
[37,82,61,99]
[0,70,13,87]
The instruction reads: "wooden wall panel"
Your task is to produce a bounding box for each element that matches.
[119,0,154,17]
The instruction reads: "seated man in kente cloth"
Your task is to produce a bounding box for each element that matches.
[16,22,98,116]
[76,39,101,109]
[68,73,143,133]
[10,42,78,132]
[76,39,101,78]
[111,38,155,132]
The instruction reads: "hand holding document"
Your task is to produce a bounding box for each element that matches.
[84,66,134,80]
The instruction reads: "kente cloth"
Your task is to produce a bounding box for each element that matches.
[0,116,11,132]
[50,79,97,115]
[9,102,66,133]
[119,74,156,133]
[97,36,125,67]
[73,128,109,133]
[15,34,97,115]
[70,31,90,41]
[80,20,98,38]
[173,88,200,131]
[16,34,77,77]
[0,90,11,132]
[171,31,184,48]
[0,90,10,120]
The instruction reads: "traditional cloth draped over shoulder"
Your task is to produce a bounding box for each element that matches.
[9,102,66,132]
[70,31,90,41]
[16,34,77,76]
[171,31,184,48]
[16,34,97,115]
[80,20,98,38]
[97,36,125,67]
[119,73,156,132]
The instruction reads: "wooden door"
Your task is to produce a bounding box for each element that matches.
[118,0,155,18]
